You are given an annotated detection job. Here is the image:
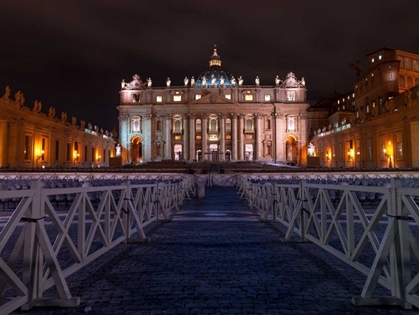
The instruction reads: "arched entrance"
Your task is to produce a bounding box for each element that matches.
[285,135,298,165]
[130,136,143,164]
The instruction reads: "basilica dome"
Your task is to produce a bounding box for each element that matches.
[195,47,234,88]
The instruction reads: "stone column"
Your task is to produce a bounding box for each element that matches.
[183,115,188,161]
[189,114,196,161]
[272,113,277,162]
[299,112,308,166]
[238,114,244,160]
[119,114,129,164]
[201,115,208,161]
[165,115,172,160]
[142,114,152,162]
[275,112,285,162]
[219,114,225,161]
[0,120,8,167]
[231,114,237,160]
[255,114,262,160]
[8,122,19,168]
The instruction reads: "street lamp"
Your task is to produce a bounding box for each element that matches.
[35,149,44,168]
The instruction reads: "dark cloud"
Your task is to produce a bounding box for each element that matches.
[0,0,418,131]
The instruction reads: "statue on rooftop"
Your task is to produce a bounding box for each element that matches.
[255,76,260,86]
[220,76,225,86]
[184,77,189,87]
[166,77,171,87]
[211,74,216,86]
[61,112,67,123]
[190,76,195,87]
[80,120,85,129]
[201,76,207,87]
[3,86,10,99]
[14,91,21,104]
[147,78,152,88]
[71,116,77,126]
[121,79,125,89]
[230,76,236,86]
[275,75,281,86]
[308,143,315,157]
[33,100,42,113]
[238,76,243,87]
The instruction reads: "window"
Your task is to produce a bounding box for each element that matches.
[245,119,253,131]
[245,94,253,101]
[92,147,95,162]
[174,119,182,133]
[225,94,231,100]
[287,116,296,131]
[195,94,201,100]
[413,60,419,71]
[405,57,412,70]
[379,55,382,60]
[67,143,71,162]
[132,116,141,132]
[264,95,270,101]
[157,120,162,131]
[55,140,59,161]
[226,135,231,140]
[23,135,30,160]
[366,105,369,113]
[371,57,374,63]
[156,96,163,102]
[226,119,231,133]
[246,135,253,140]
[84,146,88,162]
[287,91,295,101]
[196,135,201,140]
[209,118,217,132]
[174,136,181,140]
[173,95,182,102]
[196,119,201,133]
[397,141,403,159]
[132,94,140,102]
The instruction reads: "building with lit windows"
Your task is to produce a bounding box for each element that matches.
[117,47,310,165]
[0,87,116,169]
[308,48,419,169]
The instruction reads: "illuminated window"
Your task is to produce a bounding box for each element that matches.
[174,136,181,140]
[245,94,253,101]
[287,116,296,131]
[379,55,382,60]
[352,93,355,97]
[371,57,374,63]
[337,100,340,104]
[132,116,141,132]
[226,135,231,140]
[156,96,163,102]
[287,91,295,101]
[366,105,369,113]
[195,94,201,100]
[209,134,218,141]
[173,95,182,102]
[196,135,201,140]
[225,94,231,100]
[264,95,270,101]
[246,135,253,140]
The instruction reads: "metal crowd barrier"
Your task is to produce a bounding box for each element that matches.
[238,176,419,309]
[0,177,191,314]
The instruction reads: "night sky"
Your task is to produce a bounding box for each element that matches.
[0,0,418,133]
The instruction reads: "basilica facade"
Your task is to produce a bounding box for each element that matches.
[117,48,310,165]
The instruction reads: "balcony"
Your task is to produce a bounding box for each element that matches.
[171,129,183,135]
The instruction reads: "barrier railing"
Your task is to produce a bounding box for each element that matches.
[0,178,189,314]
[239,177,419,309]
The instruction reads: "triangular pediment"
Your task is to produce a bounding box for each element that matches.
[189,92,236,105]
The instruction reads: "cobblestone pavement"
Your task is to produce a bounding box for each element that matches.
[11,187,418,315]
